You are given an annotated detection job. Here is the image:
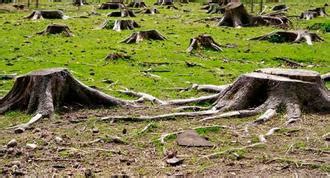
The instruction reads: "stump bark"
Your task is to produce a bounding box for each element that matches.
[37,24,73,37]
[187,34,223,52]
[250,30,323,45]
[99,2,125,9]
[99,20,139,31]
[25,10,65,20]
[121,30,166,43]
[0,68,131,130]
[107,8,135,17]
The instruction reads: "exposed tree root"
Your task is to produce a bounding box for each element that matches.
[37,24,73,37]
[25,10,66,20]
[250,30,323,45]
[121,30,166,43]
[187,34,223,52]
[0,68,133,131]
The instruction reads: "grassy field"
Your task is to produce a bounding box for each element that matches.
[0,0,329,176]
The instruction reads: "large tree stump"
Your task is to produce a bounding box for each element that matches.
[25,10,65,20]
[218,2,290,28]
[300,5,328,20]
[211,68,330,121]
[99,2,125,9]
[121,30,166,43]
[107,8,135,17]
[250,30,323,45]
[0,68,131,131]
[37,24,73,37]
[187,34,223,52]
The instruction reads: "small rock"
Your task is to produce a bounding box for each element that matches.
[54,136,63,144]
[176,130,213,147]
[26,143,37,150]
[166,157,184,166]
[10,161,21,167]
[84,169,94,178]
[14,127,25,134]
[7,139,18,148]
[92,128,99,134]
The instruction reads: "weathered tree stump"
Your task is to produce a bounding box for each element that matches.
[13,4,25,10]
[37,24,73,37]
[107,8,135,17]
[121,30,166,43]
[210,68,330,121]
[187,34,223,52]
[0,68,131,131]
[128,0,147,8]
[250,30,323,45]
[206,3,224,14]
[300,5,328,20]
[25,10,65,20]
[155,0,173,6]
[218,2,290,28]
[141,7,159,14]
[99,2,125,9]
[99,19,139,31]
[73,0,87,6]
[271,4,288,11]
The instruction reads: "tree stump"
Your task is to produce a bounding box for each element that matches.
[187,34,223,52]
[300,5,328,20]
[271,4,288,11]
[250,30,323,45]
[211,68,330,121]
[99,19,139,31]
[25,10,65,20]
[155,0,173,6]
[99,2,125,9]
[107,8,135,17]
[142,7,159,14]
[121,30,166,43]
[37,24,73,37]
[218,2,290,28]
[0,68,131,131]
[218,2,252,27]
[128,0,147,8]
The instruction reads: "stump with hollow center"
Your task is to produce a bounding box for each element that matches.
[37,24,73,37]
[250,30,323,45]
[25,10,65,20]
[121,30,166,43]
[187,34,223,52]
